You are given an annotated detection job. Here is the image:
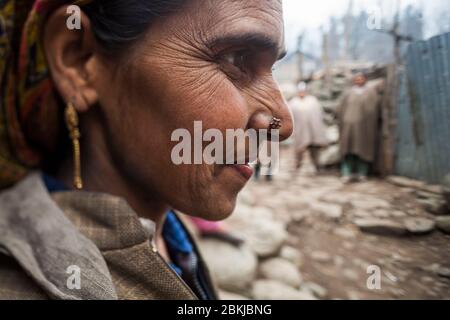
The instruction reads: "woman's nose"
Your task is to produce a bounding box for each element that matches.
[275,97,294,141]
[248,89,293,142]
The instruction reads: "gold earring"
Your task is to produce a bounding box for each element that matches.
[65,101,83,190]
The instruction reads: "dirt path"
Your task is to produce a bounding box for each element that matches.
[245,147,450,299]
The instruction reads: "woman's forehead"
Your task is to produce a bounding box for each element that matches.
[182,0,285,51]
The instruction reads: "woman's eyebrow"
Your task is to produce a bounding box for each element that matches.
[207,32,285,57]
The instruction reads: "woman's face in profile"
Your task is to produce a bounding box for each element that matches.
[81,0,293,220]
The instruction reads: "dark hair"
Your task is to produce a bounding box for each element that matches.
[82,0,186,53]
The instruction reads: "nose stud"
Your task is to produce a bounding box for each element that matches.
[269,117,282,130]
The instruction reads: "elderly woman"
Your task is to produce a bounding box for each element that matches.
[0,0,292,300]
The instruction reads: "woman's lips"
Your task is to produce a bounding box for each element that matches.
[229,164,254,180]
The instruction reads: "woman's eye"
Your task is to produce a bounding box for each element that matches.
[222,51,247,73]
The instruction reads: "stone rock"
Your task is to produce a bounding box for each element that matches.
[421,263,450,279]
[384,270,398,283]
[279,246,303,267]
[219,290,249,300]
[334,227,357,239]
[333,255,345,266]
[326,126,339,144]
[354,218,407,236]
[387,176,426,189]
[301,282,328,299]
[310,250,332,263]
[351,209,371,219]
[350,198,391,210]
[246,220,288,257]
[226,205,288,257]
[343,269,359,281]
[404,218,435,235]
[415,190,442,200]
[310,201,343,220]
[198,239,257,293]
[421,263,441,273]
[318,145,340,167]
[291,212,307,223]
[418,198,449,215]
[389,288,406,298]
[320,193,351,205]
[259,258,303,288]
[298,288,320,300]
[352,258,371,268]
[373,209,391,219]
[388,176,444,196]
[437,267,450,279]
[285,198,310,212]
[251,280,317,300]
[323,111,336,126]
[436,216,450,234]
[347,291,361,300]
[391,210,407,218]
[421,184,444,194]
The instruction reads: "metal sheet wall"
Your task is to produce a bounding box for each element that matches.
[395,32,450,184]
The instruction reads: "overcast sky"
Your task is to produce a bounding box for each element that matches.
[282,0,447,51]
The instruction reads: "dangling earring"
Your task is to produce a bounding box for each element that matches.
[65,101,83,190]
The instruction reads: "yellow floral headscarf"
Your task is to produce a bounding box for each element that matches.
[0,0,92,188]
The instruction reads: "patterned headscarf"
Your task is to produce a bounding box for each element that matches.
[0,0,92,188]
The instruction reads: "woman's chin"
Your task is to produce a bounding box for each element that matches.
[190,195,238,222]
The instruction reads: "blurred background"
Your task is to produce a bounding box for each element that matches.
[190,0,450,300]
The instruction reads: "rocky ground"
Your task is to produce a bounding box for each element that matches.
[198,147,450,300]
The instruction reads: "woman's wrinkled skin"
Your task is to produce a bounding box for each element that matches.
[43,0,293,239]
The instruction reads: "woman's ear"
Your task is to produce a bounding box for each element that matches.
[43,6,99,112]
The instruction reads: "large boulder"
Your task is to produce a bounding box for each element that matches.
[259,258,303,288]
[251,280,317,300]
[225,204,288,257]
[279,246,303,267]
[198,239,257,294]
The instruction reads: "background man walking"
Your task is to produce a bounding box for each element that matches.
[290,83,329,173]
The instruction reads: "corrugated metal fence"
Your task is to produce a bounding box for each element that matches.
[395,32,450,184]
